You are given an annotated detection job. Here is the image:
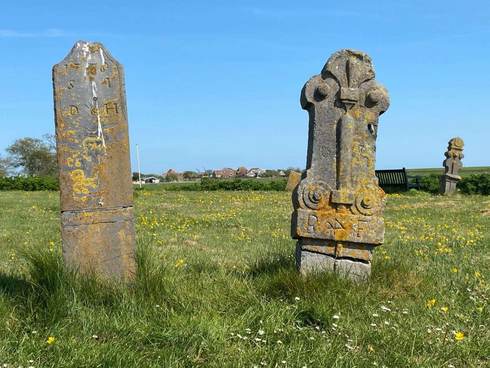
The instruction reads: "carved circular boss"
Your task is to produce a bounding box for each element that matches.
[297,180,331,210]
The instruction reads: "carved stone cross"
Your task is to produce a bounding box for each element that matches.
[53,41,136,280]
[440,137,464,195]
[291,49,390,281]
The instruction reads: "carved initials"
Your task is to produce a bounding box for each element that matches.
[69,105,79,115]
[326,218,345,230]
[356,220,368,237]
[105,102,119,115]
[102,77,112,88]
[307,215,318,233]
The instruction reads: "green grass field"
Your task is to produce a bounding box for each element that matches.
[0,190,488,367]
[407,167,490,177]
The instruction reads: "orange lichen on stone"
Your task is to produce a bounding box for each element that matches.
[292,49,390,281]
[53,41,136,281]
[69,169,97,197]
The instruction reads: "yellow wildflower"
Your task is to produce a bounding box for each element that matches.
[426,299,436,308]
[454,331,464,341]
[175,259,186,268]
[451,267,458,273]
[440,306,448,313]
[46,336,56,345]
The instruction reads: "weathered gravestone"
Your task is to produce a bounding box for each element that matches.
[291,49,390,281]
[53,41,136,280]
[440,137,464,195]
[286,171,302,192]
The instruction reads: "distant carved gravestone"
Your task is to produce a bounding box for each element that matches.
[286,171,302,192]
[53,41,136,280]
[291,49,390,281]
[440,137,464,195]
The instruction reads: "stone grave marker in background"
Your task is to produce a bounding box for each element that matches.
[291,49,390,281]
[286,171,302,192]
[53,41,136,280]
[440,137,464,195]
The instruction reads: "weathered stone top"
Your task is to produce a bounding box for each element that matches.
[53,41,132,212]
[443,137,464,176]
[300,49,389,184]
[292,49,389,245]
[445,137,464,159]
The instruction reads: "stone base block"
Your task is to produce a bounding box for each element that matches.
[440,174,461,195]
[296,242,371,282]
[296,245,335,275]
[335,258,371,282]
[61,206,136,281]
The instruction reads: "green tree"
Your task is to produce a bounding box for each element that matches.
[165,173,179,182]
[6,135,57,177]
[262,169,279,177]
[183,171,199,180]
[0,156,11,177]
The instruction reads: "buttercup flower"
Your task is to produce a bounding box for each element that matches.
[454,331,464,341]
[175,259,186,268]
[426,299,436,308]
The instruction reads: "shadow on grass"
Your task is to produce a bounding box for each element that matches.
[248,251,427,304]
[295,307,329,329]
[245,253,296,278]
[0,272,32,299]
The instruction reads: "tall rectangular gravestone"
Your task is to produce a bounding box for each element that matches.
[53,41,136,280]
[291,49,390,281]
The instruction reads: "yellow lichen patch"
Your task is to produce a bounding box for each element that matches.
[87,64,97,79]
[82,137,104,159]
[66,156,82,169]
[89,43,101,53]
[333,215,354,241]
[351,107,362,120]
[67,62,81,70]
[363,110,377,123]
[69,169,97,197]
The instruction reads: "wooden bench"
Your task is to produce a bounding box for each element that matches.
[375,168,415,192]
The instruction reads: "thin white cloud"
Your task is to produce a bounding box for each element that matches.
[244,7,369,19]
[0,28,67,38]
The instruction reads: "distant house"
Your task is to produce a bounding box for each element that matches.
[246,168,266,178]
[236,166,248,177]
[278,170,286,177]
[162,169,183,182]
[144,176,160,184]
[212,168,236,178]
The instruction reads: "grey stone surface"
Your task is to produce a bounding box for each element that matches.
[53,41,136,281]
[440,137,464,195]
[334,258,371,282]
[296,244,371,282]
[296,244,335,275]
[291,49,389,280]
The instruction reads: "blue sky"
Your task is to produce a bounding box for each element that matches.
[0,0,489,173]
